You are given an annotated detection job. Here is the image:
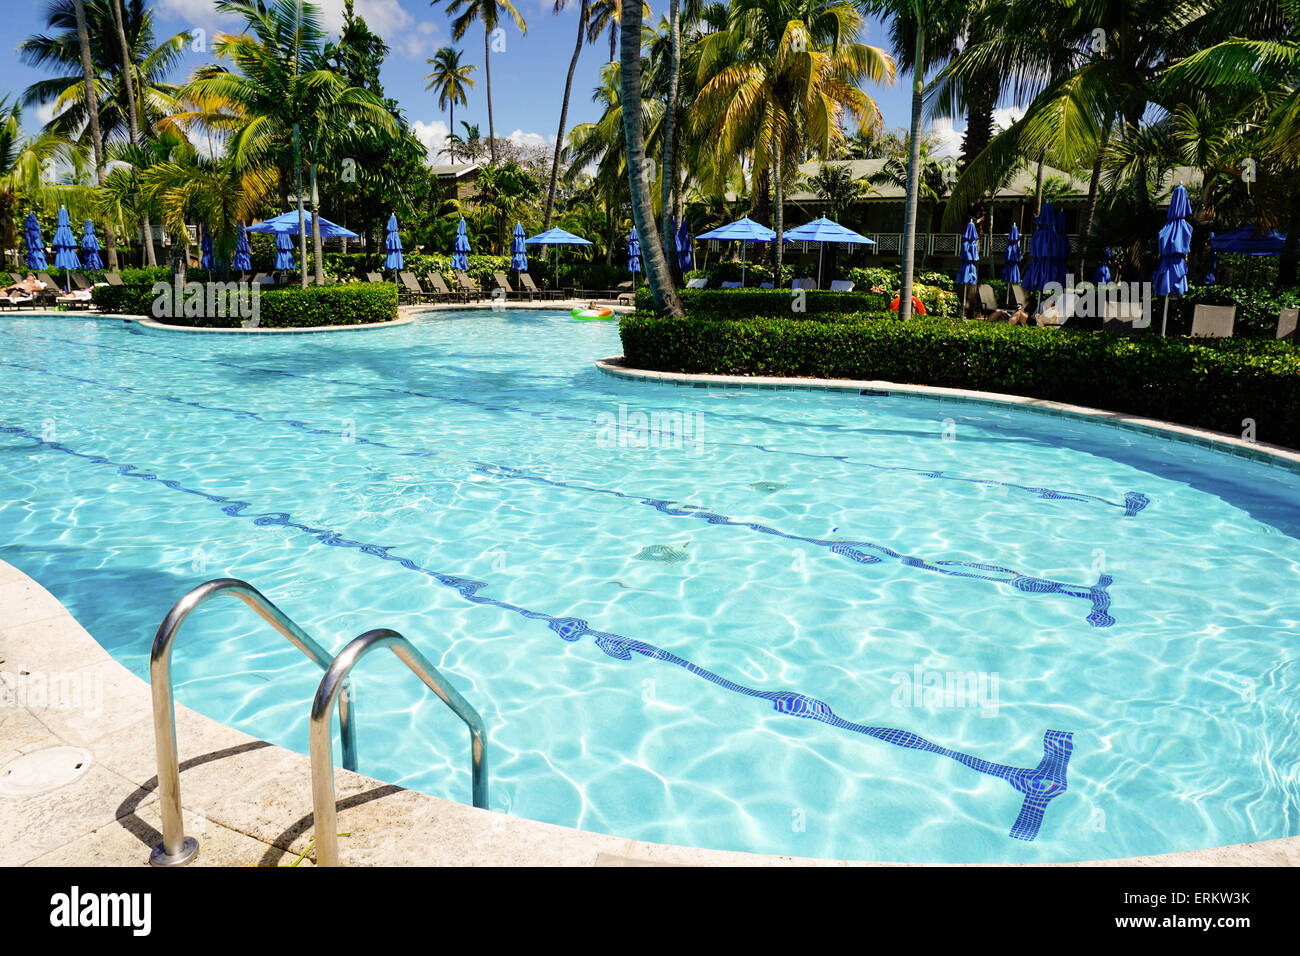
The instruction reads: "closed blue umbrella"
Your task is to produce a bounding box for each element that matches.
[53,207,80,287]
[1022,203,1058,293]
[452,217,470,272]
[274,230,295,271]
[1153,184,1193,336]
[1204,233,1216,286]
[199,223,214,271]
[232,222,251,273]
[1002,224,1022,285]
[957,220,979,289]
[510,221,528,272]
[698,216,777,286]
[80,220,103,270]
[676,219,692,272]
[23,212,47,271]
[1093,246,1112,284]
[383,214,403,271]
[627,226,641,278]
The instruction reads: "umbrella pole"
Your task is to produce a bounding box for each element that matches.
[1161,294,1169,337]
[742,244,746,287]
[818,245,824,290]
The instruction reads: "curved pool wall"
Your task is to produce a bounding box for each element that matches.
[1,309,1298,863]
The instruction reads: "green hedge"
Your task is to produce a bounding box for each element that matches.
[92,277,398,328]
[619,314,1300,448]
[634,286,892,317]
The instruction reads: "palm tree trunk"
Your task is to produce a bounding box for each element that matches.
[773,134,784,288]
[660,0,680,279]
[545,1,587,229]
[311,161,324,284]
[619,0,682,316]
[72,0,118,270]
[1033,151,1045,215]
[1079,130,1111,280]
[110,0,152,266]
[485,27,497,165]
[294,124,306,288]
[899,22,925,321]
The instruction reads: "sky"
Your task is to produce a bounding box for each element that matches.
[1,0,993,162]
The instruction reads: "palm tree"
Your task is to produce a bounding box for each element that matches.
[68,0,116,269]
[181,0,395,286]
[587,0,627,62]
[620,0,682,314]
[805,162,870,220]
[694,0,893,286]
[108,0,152,264]
[424,46,476,162]
[543,0,591,229]
[431,0,527,166]
[0,98,72,268]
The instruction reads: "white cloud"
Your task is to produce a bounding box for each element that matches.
[411,118,451,163]
[928,118,963,157]
[993,106,1026,131]
[505,129,555,150]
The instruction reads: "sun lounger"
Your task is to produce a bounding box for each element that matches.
[1190,304,1235,338]
[494,272,531,301]
[365,272,383,283]
[720,281,742,289]
[398,271,435,303]
[104,271,123,286]
[422,272,460,302]
[1008,283,1028,310]
[454,271,484,300]
[684,277,709,289]
[69,272,91,291]
[1275,308,1297,340]
[518,272,561,300]
[830,280,855,292]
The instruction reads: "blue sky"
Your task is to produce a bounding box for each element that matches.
[3,0,974,160]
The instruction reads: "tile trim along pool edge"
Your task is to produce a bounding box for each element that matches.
[595,356,1300,468]
[4,560,1298,866]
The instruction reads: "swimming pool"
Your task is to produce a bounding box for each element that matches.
[1,309,1297,862]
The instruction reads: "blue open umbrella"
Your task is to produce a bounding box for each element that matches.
[53,207,80,287]
[383,214,403,271]
[80,220,103,270]
[1204,233,1216,286]
[627,226,641,279]
[1153,184,1193,336]
[274,230,295,271]
[782,216,874,288]
[452,217,471,272]
[698,216,776,286]
[526,226,593,289]
[676,219,693,272]
[1002,225,1022,285]
[245,210,360,238]
[199,224,214,271]
[232,222,251,273]
[1093,246,1112,284]
[957,220,980,294]
[510,222,528,272]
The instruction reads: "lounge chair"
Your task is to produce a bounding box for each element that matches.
[494,272,530,301]
[1190,304,1235,338]
[365,272,383,283]
[56,290,94,310]
[454,271,483,300]
[104,271,123,286]
[720,281,742,289]
[69,272,92,291]
[684,277,709,289]
[423,272,461,302]
[1275,308,1297,340]
[35,273,61,306]
[830,280,855,292]
[519,272,561,300]
[1008,283,1028,310]
[792,278,817,290]
[398,271,435,303]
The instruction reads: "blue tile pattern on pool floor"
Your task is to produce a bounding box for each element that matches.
[0,420,1076,841]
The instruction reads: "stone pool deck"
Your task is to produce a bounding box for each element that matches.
[2,560,1297,867]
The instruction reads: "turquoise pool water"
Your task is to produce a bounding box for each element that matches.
[1,309,1298,862]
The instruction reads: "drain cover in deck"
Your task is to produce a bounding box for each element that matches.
[0,746,93,797]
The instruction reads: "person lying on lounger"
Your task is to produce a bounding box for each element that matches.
[2,274,43,298]
[983,307,1030,325]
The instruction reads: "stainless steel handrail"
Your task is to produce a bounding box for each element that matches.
[149,577,358,866]
[309,628,489,866]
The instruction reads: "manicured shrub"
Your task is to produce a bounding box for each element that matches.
[618,314,1300,448]
[93,277,398,328]
[635,286,892,317]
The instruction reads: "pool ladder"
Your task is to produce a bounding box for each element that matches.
[148,578,489,867]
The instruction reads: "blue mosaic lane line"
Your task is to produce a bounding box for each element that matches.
[0,327,1149,517]
[0,420,1075,840]
[1,358,1114,627]
[474,462,1116,628]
